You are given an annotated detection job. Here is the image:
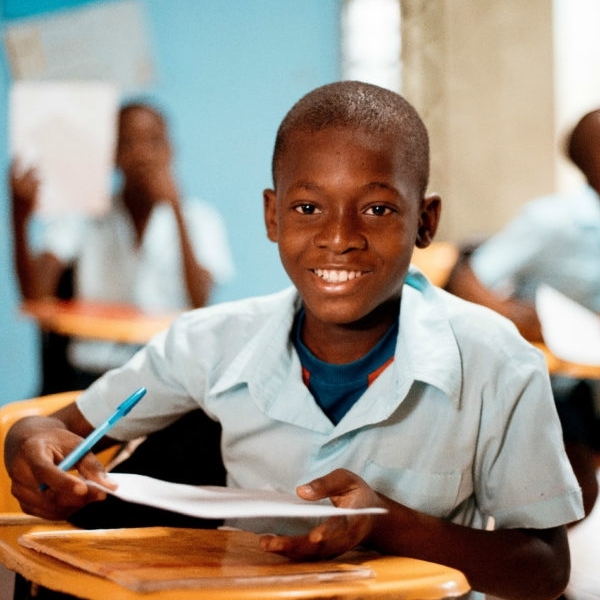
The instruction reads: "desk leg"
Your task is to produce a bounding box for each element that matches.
[13,574,78,600]
[0,564,14,600]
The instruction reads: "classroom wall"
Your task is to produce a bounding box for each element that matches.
[0,0,341,404]
[401,0,556,243]
[401,0,600,244]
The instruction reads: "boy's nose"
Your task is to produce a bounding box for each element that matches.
[314,212,367,252]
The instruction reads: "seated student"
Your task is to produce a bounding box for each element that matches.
[10,101,234,391]
[445,109,600,520]
[5,81,583,600]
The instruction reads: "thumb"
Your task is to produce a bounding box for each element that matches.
[77,453,117,490]
[297,468,360,501]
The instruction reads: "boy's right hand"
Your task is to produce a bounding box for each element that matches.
[10,162,40,222]
[6,425,114,521]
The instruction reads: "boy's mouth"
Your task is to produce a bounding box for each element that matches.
[313,269,365,283]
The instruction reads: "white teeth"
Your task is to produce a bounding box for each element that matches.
[314,269,364,283]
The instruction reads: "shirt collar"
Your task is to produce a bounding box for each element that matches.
[398,267,463,407]
[212,270,464,424]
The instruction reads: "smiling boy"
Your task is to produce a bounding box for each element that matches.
[6,82,582,600]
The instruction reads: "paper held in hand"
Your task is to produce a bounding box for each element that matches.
[88,472,388,520]
[9,80,118,216]
[536,284,600,366]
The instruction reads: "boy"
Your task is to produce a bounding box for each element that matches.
[5,82,583,600]
[11,102,234,391]
[446,109,600,519]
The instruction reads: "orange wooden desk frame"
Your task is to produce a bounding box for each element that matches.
[20,299,179,345]
[0,522,471,600]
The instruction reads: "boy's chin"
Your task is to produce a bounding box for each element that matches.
[303,305,389,330]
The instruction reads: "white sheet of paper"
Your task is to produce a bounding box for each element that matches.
[89,473,387,520]
[536,284,600,365]
[10,80,118,216]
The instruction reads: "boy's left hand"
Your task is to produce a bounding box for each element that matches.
[259,468,383,561]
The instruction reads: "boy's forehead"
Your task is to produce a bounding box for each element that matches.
[277,127,408,173]
[274,127,422,196]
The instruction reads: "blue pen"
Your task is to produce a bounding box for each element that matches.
[40,387,146,490]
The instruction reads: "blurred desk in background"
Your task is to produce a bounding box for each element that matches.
[21,299,179,344]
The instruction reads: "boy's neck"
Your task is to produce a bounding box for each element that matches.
[300,300,400,365]
[122,187,154,242]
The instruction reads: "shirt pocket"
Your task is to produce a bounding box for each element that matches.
[364,460,464,518]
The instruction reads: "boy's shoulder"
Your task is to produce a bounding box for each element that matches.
[173,287,299,332]
[436,285,543,365]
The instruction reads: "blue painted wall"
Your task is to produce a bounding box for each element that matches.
[0,0,341,404]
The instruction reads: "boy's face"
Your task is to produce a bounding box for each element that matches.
[116,108,172,180]
[264,127,440,330]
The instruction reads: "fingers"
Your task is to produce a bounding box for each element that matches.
[11,469,107,521]
[10,163,39,215]
[297,468,365,504]
[262,469,384,561]
[260,516,358,561]
[9,441,111,521]
[77,453,116,489]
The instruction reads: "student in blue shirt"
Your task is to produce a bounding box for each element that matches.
[5,81,582,600]
[446,109,600,520]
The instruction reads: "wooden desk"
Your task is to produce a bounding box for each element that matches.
[534,343,600,379]
[20,299,179,344]
[0,523,471,600]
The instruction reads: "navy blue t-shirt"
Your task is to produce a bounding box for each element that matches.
[293,309,398,424]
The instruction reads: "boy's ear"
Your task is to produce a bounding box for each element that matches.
[263,188,278,242]
[415,193,442,249]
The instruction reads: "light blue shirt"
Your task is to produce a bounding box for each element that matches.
[78,268,583,535]
[471,186,600,312]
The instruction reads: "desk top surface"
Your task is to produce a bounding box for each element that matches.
[0,522,470,600]
[20,299,179,344]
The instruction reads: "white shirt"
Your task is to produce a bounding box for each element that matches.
[78,268,583,535]
[41,195,234,371]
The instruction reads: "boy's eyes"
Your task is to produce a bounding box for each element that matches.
[294,203,320,214]
[365,204,394,216]
[292,203,395,216]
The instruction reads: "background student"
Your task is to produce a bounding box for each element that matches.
[6,81,583,600]
[11,101,235,391]
[445,109,600,520]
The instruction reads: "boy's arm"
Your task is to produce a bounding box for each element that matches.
[10,163,67,300]
[445,259,543,342]
[141,166,214,308]
[4,403,116,520]
[260,469,570,600]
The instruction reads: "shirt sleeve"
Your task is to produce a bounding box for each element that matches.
[76,313,208,440]
[35,213,89,263]
[470,200,556,293]
[475,344,584,528]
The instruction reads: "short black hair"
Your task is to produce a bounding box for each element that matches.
[118,101,167,129]
[272,81,430,195]
[565,108,600,172]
